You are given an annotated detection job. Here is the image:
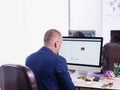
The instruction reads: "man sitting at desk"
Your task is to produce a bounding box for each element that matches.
[25,29,75,90]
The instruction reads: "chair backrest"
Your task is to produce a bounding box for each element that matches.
[0,64,38,90]
[103,42,120,71]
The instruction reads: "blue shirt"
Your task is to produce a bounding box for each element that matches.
[25,46,75,90]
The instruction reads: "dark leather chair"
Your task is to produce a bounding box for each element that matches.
[0,64,38,90]
[103,42,120,71]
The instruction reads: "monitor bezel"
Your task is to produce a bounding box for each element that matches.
[60,36,103,67]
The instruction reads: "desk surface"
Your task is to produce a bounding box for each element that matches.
[70,70,120,89]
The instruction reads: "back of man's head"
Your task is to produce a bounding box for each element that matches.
[44,29,61,44]
[43,29,62,53]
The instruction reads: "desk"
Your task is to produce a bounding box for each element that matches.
[70,70,120,90]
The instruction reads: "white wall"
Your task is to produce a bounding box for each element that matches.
[0,0,68,65]
[0,0,120,65]
[103,0,120,45]
[0,0,25,65]
[70,0,102,37]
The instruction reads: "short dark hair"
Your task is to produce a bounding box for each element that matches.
[73,31,85,37]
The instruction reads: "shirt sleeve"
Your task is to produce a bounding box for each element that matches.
[56,56,75,90]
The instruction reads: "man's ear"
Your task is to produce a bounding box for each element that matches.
[54,41,59,48]
[54,41,57,48]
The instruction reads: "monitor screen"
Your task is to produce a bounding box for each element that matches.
[59,37,103,67]
[111,30,120,37]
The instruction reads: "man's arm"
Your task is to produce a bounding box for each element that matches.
[56,56,75,90]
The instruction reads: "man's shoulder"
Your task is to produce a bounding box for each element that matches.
[57,54,65,59]
[57,55,67,63]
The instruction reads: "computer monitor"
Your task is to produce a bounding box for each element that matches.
[59,37,103,72]
[111,30,120,42]
[111,30,120,37]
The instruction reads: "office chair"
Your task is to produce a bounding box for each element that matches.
[0,64,38,90]
[103,42,120,71]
